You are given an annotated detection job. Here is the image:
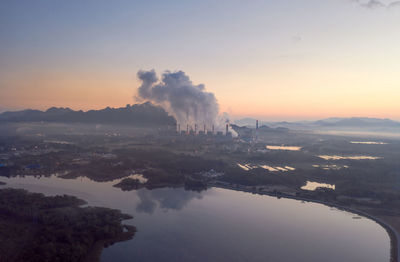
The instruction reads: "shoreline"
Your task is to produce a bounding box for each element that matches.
[84,225,136,262]
[212,183,399,262]
[2,178,398,261]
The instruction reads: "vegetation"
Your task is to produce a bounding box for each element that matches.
[0,188,135,262]
[114,178,142,191]
[0,102,176,126]
[2,124,400,250]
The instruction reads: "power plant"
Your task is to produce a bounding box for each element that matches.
[162,119,265,143]
[174,123,233,138]
[170,119,266,141]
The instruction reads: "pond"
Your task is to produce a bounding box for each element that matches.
[350,141,388,145]
[301,181,336,191]
[318,155,382,160]
[238,163,296,172]
[266,145,302,151]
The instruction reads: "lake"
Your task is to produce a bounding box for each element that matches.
[0,175,390,262]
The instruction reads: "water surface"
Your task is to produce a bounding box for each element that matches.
[238,163,295,172]
[350,141,388,145]
[318,155,382,160]
[0,175,390,262]
[301,181,336,191]
[266,145,301,151]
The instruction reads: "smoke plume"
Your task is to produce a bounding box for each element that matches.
[136,70,220,129]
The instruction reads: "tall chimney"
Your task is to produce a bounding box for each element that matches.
[226,123,229,136]
[195,124,197,134]
[212,125,215,134]
[204,124,206,133]
[187,124,189,134]
[256,120,259,130]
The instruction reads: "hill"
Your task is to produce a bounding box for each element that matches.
[0,102,176,126]
[235,117,400,131]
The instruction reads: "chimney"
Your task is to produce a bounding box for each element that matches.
[195,124,197,134]
[226,123,229,136]
[187,124,189,134]
[212,125,215,134]
[256,120,259,130]
[204,124,206,133]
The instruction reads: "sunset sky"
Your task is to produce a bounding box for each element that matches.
[1,0,400,120]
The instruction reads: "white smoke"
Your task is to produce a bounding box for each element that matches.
[136,70,235,135]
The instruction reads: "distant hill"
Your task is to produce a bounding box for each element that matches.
[313,117,400,128]
[233,118,258,127]
[0,102,176,126]
[230,124,289,139]
[234,117,400,131]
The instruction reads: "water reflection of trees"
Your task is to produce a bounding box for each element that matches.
[136,188,203,214]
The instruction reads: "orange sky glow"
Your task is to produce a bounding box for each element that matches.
[1,1,400,121]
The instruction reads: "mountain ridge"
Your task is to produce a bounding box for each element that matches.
[0,102,176,126]
[234,117,400,130]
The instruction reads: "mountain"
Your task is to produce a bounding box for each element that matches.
[233,118,258,127]
[313,117,400,128]
[234,117,400,132]
[0,102,176,126]
[234,118,312,129]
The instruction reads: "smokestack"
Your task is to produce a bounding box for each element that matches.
[212,125,215,134]
[256,120,259,130]
[204,124,206,133]
[195,124,197,134]
[226,123,229,136]
[187,124,189,134]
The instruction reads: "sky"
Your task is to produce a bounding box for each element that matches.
[1,0,400,121]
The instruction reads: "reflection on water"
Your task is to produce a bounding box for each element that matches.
[136,188,202,214]
[44,140,74,145]
[301,181,336,191]
[237,163,251,171]
[259,165,278,171]
[312,164,349,170]
[266,145,302,151]
[239,163,296,172]
[350,141,388,145]
[0,175,390,262]
[318,155,382,160]
[128,174,148,184]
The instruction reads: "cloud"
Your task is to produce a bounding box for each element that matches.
[359,0,385,8]
[351,0,400,9]
[135,188,203,214]
[388,1,400,8]
[291,35,302,44]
